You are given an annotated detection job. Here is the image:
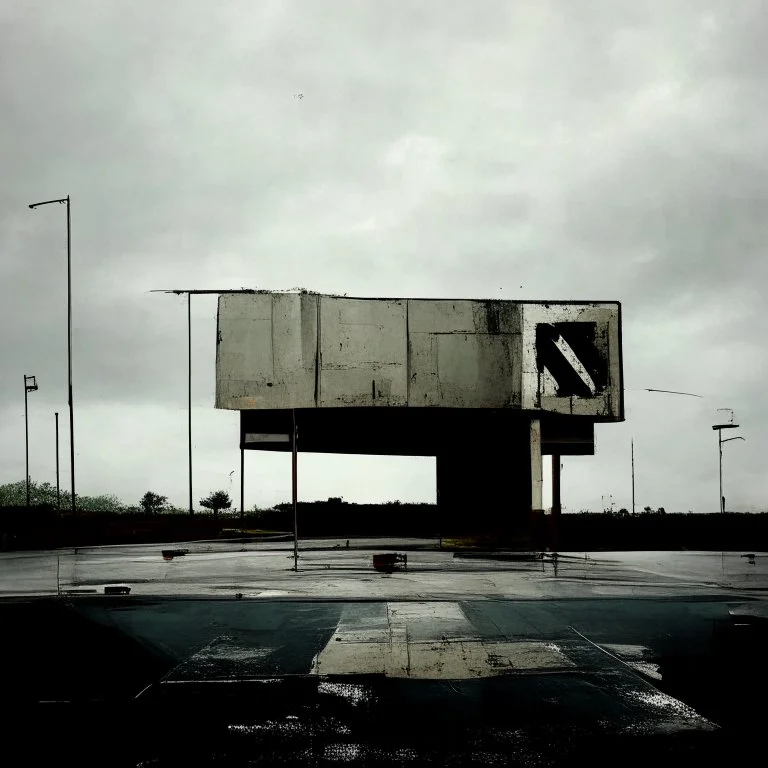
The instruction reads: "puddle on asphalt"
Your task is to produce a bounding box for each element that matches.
[229,715,353,737]
[167,635,275,680]
[602,643,663,680]
[318,680,376,706]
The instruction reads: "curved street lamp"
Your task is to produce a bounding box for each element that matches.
[712,409,744,513]
[28,196,75,514]
[717,432,746,513]
[632,391,746,514]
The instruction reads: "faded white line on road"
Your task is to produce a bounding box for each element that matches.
[311,601,572,678]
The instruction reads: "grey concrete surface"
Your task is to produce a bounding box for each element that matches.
[1,538,766,599]
[2,543,767,764]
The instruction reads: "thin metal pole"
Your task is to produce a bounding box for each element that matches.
[55,412,60,510]
[27,198,72,510]
[551,454,561,552]
[551,455,561,514]
[66,196,75,515]
[292,409,298,572]
[718,429,723,514]
[240,444,245,520]
[631,438,635,515]
[188,293,193,516]
[24,378,30,507]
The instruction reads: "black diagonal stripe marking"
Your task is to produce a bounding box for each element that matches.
[556,322,608,393]
[536,322,607,398]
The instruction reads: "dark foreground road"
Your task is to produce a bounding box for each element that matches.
[1,543,766,765]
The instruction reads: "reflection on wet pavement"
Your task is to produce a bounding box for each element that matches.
[1,541,767,600]
[1,543,766,764]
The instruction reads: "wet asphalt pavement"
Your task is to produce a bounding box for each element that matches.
[2,538,766,599]
[1,541,767,765]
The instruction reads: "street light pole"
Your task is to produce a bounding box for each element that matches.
[188,293,193,516]
[29,196,75,514]
[24,375,38,506]
[240,444,245,521]
[631,438,635,515]
[55,412,60,510]
[719,429,723,513]
[712,409,743,513]
[25,379,29,506]
[152,289,270,518]
[718,434,746,513]
[292,409,298,572]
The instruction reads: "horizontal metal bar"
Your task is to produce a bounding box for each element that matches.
[245,433,291,443]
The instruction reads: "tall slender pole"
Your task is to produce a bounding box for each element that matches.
[24,378,30,507]
[55,412,60,510]
[66,196,75,515]
[718,434,745,513]
[28,197,74,511]
[292,409,298,572]
[551,454,561,552]
[713,412,740,514]
[631,438,635,515]
[188,293,193,516]
[240,444,245,520]
[718,429,723,514]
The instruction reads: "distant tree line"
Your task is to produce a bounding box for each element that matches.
[1,481,768,551]
[0,480,236,516]
[610,506,667,517]
[0,480,124,513]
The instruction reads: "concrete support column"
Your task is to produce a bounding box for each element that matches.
[551,454,561,517]
[551,454,561,552]
[530,418,543,514]
[435,418,532,538]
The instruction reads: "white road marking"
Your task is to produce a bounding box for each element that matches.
[311,602,572,678]
[601,644,662,681]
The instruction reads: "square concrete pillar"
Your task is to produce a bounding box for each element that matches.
[530,418,543,514]
[435,418,534,537]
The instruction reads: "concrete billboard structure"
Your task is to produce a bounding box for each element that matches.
[216,293,623,532]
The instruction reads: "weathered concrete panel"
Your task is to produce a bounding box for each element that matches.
[408,299,521,335]
[216,294,622,420]
[215,293,316,410]
[409,332,520,407]
[470,300,522,335]
[407,299,522,408]
[408,300,477,334]
[319,297,408,406]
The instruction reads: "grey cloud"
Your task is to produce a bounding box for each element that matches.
[1,1,766,511]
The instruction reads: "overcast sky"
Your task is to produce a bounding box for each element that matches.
[1,1,766,513]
